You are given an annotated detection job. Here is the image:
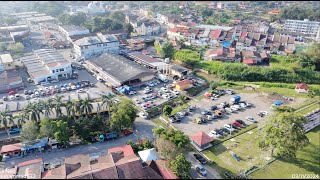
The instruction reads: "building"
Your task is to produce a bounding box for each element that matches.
[123,51,167,71]
[73,33,119,59]
[170,64,189,78]
[0,143,22,158]
[86,53,155,87]
[87,1,105,15]
[20,49,72,84]
[58,25,90,42]
[175,79,193,91]
[146,160,179,179]
[284,19,320,40]
[0,25,30,43]
[190,131,214,151]
[0,54,24,93]
[0,54,15,71]
[126,14,161,36]
[295,83,309,93]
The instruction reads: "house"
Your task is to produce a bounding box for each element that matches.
[190,131,214,151]
[205,47,240,62]
[0,143,22,157]
[295,83,309,93]
[175,79,193,91]
[146,160,179,179]
[20,49,72,84]
[108,144,135,156]
[242,50,270,65]
[170,64,189,78]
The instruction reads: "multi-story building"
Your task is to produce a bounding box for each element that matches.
[20,49,72,84]
[284,19,320,39]
[0,54,15,71]
[0,54,24,93]
[73,33,119,59]
[58,25,90,42]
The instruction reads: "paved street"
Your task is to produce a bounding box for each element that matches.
[4,116,156,168]
[186,152,222,179]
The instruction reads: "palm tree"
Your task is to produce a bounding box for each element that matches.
[79,98,93,117]
[177,94,188,105]
[53,95,64,118]
[101,94,113,121]
[65,100,79,118]
[23,102,43,124]
[0,110,15,138]
[39,100,53,118]
[14,112,28,128]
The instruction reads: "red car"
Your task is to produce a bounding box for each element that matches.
[122,129,133,136]
[232,121,243,128]
[8,90,16,95]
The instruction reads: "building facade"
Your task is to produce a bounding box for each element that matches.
[284,19,320,39]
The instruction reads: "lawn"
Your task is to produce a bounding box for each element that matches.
[296,102,320,115]
[151,118,167,128]
[203,127,270,176]
[250,126,320,179]
[171,103,189,115]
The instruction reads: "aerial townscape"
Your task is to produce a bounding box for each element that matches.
[0,1,319,179]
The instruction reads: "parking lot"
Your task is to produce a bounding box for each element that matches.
[170,91,276,136]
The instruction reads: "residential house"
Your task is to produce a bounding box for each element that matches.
[295,83,309,93]
[205,47,240,62]
[242,50,270,65]
[190,131,214,151]
[146,160,179,179]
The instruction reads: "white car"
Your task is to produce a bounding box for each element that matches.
[160,87,169,93]
[231,105,240,111]
[71,85,77,90]
[162,94,169,99]
[61,87,66,92]
[133,98,141,104]
[246,116,257,123]
[240,103,247,108]
[208,130,222,138]
[9,95,15,100]
[224,124,236,132]
[206,115,214,121]
[35,92,40,97]
[77,89,85,93]
[195,164,207,176]
[225,107,233,113]
[143,89,152,94]
[128,91,136,95]
[171,90,180,95]
[139,112,148,119]
[49,86,54,90]
[176,111,186,118]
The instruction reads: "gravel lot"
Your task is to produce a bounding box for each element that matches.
[171,92,275,136]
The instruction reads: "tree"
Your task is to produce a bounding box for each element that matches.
[0,43,7,52]
[102,94,114,121]
[7,43,24,54]
[163,105,173,117]
[274,106,295,113]
[39,118,55,138]
[110,98,137,132]
[14,113,28,128]
[39,99,53,118]
[109,11,126,22]
[79,98,93,116]
[299,43,320,71]
[169,154,192,179]
[177,95,188,105]
[161,42,175,59]
[209,81,218,90]
[23,102,43,124]
[3,17,17,25]
[53,120,69,146]
[124,23,134,36]
[20,121,39,143]
[0,110,14,138]
[258,112,309,158]
[155,135,181,159]
[53,95,64,118]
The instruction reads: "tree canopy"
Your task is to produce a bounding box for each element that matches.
[20,121,39,143]
[169,154,192,179]
[110,98,137,132]
[53,120,69,145]
[59,12,87,26]
[162,105,173,117]
[280,4,320,21]
[30,1,67,17]
[7,43,24,54]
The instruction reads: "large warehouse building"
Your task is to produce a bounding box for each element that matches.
[86,53,155,87]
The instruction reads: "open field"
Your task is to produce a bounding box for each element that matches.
[296,102,320,115]
[250,126,320,179]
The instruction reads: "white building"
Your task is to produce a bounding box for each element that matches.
[284,19,320,39]
[87,1,105,15]
[20,49,72,84]
[73,33,119,59]
[0,54,15,72]
[58,25,90,42]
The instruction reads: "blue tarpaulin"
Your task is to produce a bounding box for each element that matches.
[273,100,283,106]
[21,137,49,151]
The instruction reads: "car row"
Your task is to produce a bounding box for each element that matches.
[208,120,248,138]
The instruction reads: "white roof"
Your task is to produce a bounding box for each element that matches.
[0,54,14,64]
[138,148,159,162]
[196,24,234,31]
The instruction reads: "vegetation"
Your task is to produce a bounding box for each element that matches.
[110,98,137,132]
[299,43,320,71]
[126,139,154,153]
[259,111,309,158]
[169,154,192,179]
[39,118,55,138]
[173,49,201,68]
[7,43,24,54]
[206,12,232,25]
[59,12,87,26]
[52,120,69,146]
[162,105,173,117]
[20,121,39,143]
[2,17,18,25]
[30,1,67,17]
[160,42,175,59]
[280,3,320,21]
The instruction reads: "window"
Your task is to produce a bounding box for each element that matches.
[52,70,55,73]
[60,68,64,72]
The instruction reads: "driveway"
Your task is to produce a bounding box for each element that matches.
[4,116,156,168]
[186,151,222,179]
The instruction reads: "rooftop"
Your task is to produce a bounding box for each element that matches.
[0,143,22,154]
[190,131,214,146]
[0,54,14,64]
[87,53,154,84]
[108,145,135,157]
[74,33,118,46]
[59,25,89,33]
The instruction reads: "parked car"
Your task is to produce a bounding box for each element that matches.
[171,90,180,95]
[220,127,231,134]
[230,123,241,130]
[25,95,30,100]
[24,90,28,95]
[139,112,148,119]
[122,128,133,136]
[77,89,85,93]
[187,106,196,112]
[215,128,225,136]
[9,128,21,134]
[210,105,218,111]
[194,117,202,124]
[90,83,95,87]
[8,90,16,95]
[61,87,66,92]
[246,116,257,123]
[195,164,207,176]
[201,110,211,115]
[9,95,15,100]
[169,115,180,123]
[143,89,152,94]
[232,121,243,128]
[235,119,247,126]
[208,130,222,138]
[224,124,236,132]
[2,96,8,101]
[15,94,21,100]
[194,153,207,164]
[128,91,137,95]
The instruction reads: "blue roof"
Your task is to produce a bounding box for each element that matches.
[21,137,48,151]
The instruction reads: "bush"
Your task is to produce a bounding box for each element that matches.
[185,83,209,96]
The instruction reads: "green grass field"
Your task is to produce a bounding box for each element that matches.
[296,102,320,115]
[203,128,271,176]
[250,126,320,179]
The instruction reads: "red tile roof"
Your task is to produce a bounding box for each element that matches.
[296,83,309,90]
[108,145,135,157]
[190,132,213,146]
[154,160,179,179]
[168,28,179,33]
[211,29,221,39]
[18,158,42,167]
[0,143,22,154]
[176,79,193,87]
[243,59,255,65]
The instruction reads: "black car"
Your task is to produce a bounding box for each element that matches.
[214,128,224,136]
[211,105,218,111]
[201,117,207,123]
[85,136,97,143]
[220,127,231,134]
[28,90,33,95]
[236,119,247,126]
[230,124,241,130]
[194,153,207,164]
[24,90,28,95]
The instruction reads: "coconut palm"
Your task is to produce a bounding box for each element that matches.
[53,95,64,118]
[39,99,53,118]
[65,100,79,118]
[14,112,28,128]
[0,110,15,138]
[23,102,43,124]
[101,94,114,121]
[79,98,93,116]
[177,94,188,105]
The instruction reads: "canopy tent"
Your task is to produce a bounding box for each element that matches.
[138,148,159,162]
[21,137,49,151]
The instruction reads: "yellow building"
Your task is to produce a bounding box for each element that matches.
[175,79,193,91]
